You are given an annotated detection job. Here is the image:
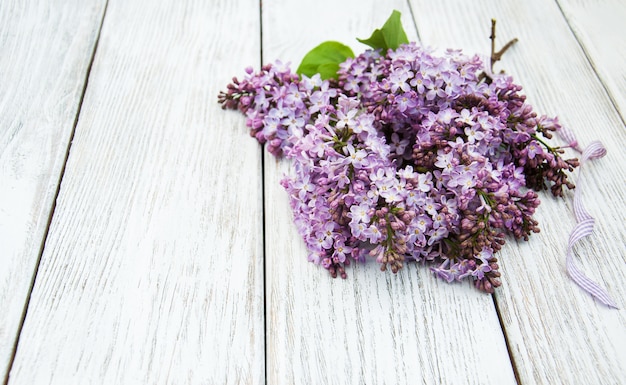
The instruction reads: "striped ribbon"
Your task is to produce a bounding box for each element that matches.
[557,129,618,309]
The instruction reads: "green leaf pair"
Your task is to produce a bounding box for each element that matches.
[296,10,409,80]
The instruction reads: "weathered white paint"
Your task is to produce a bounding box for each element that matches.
[409,0,626,383]
[0,0,106,377]
[556,0,626,118]
[3,0,624,384]
[263,1,517,384]
[7,0,264,384]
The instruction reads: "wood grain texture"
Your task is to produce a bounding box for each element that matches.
[556,0,626,119]
[6,1,624,384]
[262,1,517,384]
[408,0,626,383]
[0,0,106,377]
[7,0,264,384]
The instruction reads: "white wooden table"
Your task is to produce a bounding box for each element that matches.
[1,0,625,384]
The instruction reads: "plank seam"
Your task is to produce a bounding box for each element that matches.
[2,2,110,384]
[492,294,522,385]
[405,0,422,43]
[259,1,268,384]
[554,0,626,127]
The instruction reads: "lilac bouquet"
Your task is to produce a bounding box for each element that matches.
[218,12,579,293]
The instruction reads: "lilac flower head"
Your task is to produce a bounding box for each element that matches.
[219,42,578,292]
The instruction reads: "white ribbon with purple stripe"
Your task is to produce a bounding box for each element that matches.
[558,129,618,308]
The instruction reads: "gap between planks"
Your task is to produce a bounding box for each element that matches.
[2,2,110,384]
[553,0,626,127]
[257,1,270,384]
[492,294,522,385]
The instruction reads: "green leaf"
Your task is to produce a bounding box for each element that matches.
[316,63,341,80]
[296,41,355,80]
[357,10,409,51]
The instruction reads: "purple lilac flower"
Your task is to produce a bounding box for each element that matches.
[219,42,579,293]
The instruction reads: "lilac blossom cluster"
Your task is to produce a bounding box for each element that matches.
[218,44,578,293]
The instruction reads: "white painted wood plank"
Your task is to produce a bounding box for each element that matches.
[7,1,264,384]
[408,0,626,383]
[263,2,517,384]
[0,0,105,377]
[557,0,626,118]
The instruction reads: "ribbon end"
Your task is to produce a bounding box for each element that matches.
[602,298,620,310]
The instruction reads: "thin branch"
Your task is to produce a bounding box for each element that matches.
[489,19,519,73]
